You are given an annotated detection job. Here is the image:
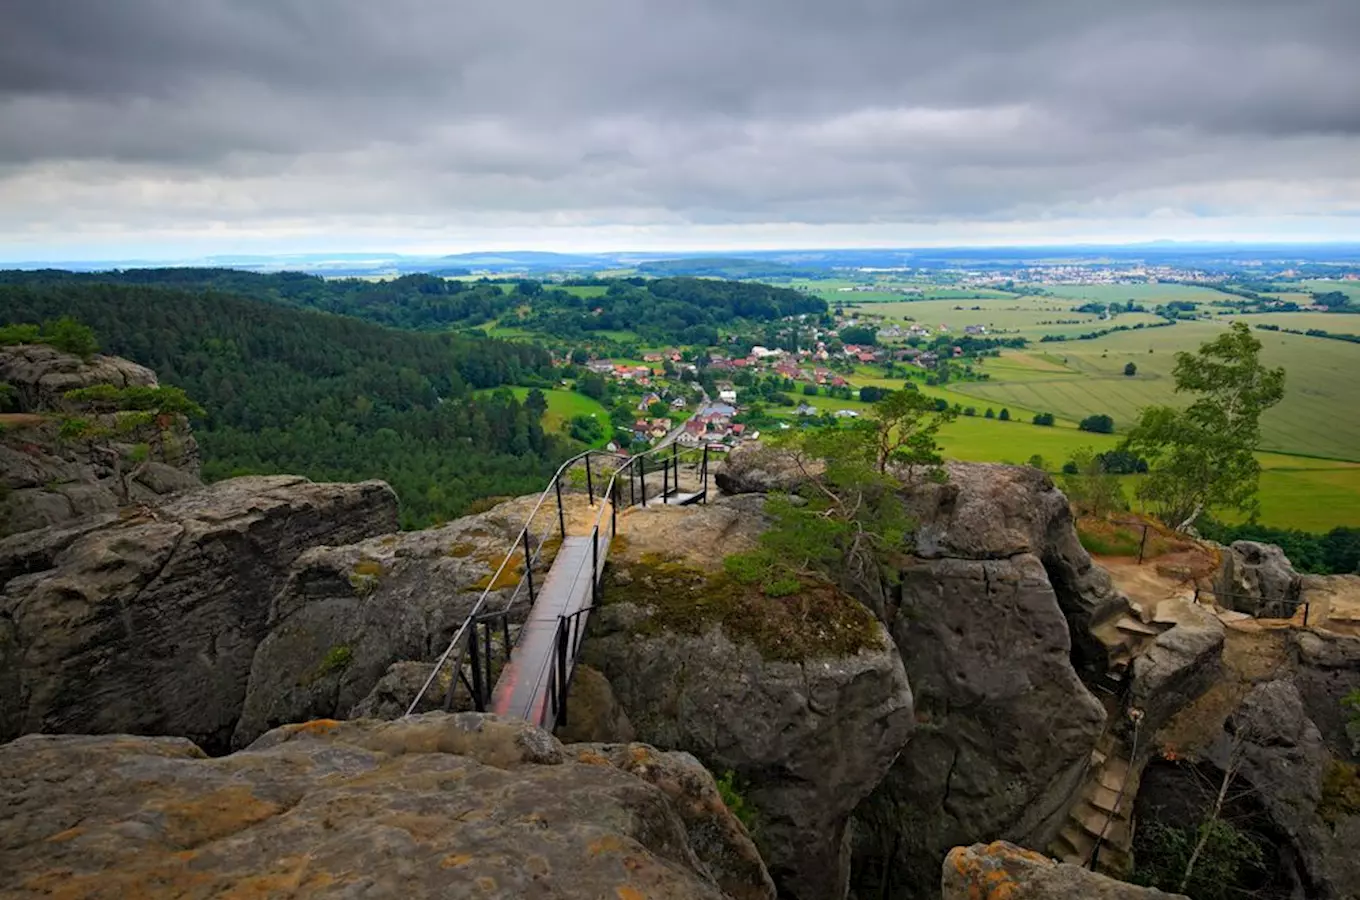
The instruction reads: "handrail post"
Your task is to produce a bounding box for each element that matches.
[523,529,536,604]
[611,478,618,537]
[663,456,670,503]
[640,458,647,506]
[702,444,709,502]
[554,477,566,540]
[468,623,484,711]
[555,618,570,727]
[591,525,600,602]
[585,455,594,505]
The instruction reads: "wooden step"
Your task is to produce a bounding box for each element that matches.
[1085,780,1124,815]
[1114,616,1162,637]
[1073,801,1131,846]
[1054,823,1095,863]
[1097,757,1131,793]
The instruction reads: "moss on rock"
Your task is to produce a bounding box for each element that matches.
[602,554,882,662]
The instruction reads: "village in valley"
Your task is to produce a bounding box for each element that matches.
[563,309,997,457]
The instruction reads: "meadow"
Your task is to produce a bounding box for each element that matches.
[476,387,608,437]
[842,297,1167,341]
[768,394,1360,530]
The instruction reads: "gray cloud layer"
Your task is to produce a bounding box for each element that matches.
[2,0,1358,249]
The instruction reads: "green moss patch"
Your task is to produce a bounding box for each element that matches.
[1320,759,1360,827]
[602,555,883,662]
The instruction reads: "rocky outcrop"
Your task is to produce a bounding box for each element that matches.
[0,343,160,411]
[559,664,637,744]
[851,464,1110,897]
[714,444,812,496]
[0,475,398,751]
[231,495,550,748]
[941,842,1186,900]
[1215,540,1302,617]
[900,462,1128,671]
[585,497,914,900]
[0,345,202,536]
[1210,681,1360,899]
[0,712,776,899]
[1290,629,1360,759]
[1128,608,1226,737]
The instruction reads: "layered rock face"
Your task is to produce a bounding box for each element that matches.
[0,345,201,536]
[0,712,776,899]
[231,494,552,748]
[850,464,1111,897]
[1209,681,1360,899]
[1291,629,1360,760]
[941,842,1186,900]
[0,475,398,752]
[584,496,916,900]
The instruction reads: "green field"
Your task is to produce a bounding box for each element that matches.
[842,297,1167,341]
[477,387,608,440]
[1234,311,1360,334]
[944,321,1360,462]
[773,398,1360,529]
[1034,283,1236,305]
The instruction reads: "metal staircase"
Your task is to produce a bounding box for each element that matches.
[406,443,712,730]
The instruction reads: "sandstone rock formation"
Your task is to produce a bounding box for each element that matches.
[941,842,1186,900]
[0,345,202,536]
[231,494,555,748]
[1128,607,1226,737]
[1290,629,1360,759]
[851,464,1111,897]
[0,712,776,899]
[1209,680,1360,899]
[585,496,915,900]
[0,475,398,751]
[1215,540,1302,617]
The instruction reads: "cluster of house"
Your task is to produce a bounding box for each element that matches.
[677,402,754,451]
[584,356,697,387]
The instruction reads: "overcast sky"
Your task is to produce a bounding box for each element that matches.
[2,0,1358,259]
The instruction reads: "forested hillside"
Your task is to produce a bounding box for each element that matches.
[0,269,827,343]
[0,281,562,528]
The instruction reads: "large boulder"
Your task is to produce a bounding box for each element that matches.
[1212,681,1360,899]
[0,475,398,751]
[1128,609,1226,737]
[899,462,1128,671]
[231,495,555,748]
[941,841,1187,900]
[586,497,915,900]
[0,712,776,899]
[714,444,813,496]
[853,552,1107,897]
[1290,629,1360,760]
[1215,540,1302,617]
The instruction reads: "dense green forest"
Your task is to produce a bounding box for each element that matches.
[0,281,563,528]
[0,269,827,344]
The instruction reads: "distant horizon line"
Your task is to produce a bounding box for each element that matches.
[6,236,1360,267]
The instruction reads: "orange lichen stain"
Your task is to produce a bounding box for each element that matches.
[588,835,624,856]
[230,857,331,896]
[628,746,651,765]
[440,853,473,869]
[146,786,282,849]
[288,719,343,736]
[44,827,84,843]
[476,876,497,892]
[616,886,646,900]
[576,749,611,766]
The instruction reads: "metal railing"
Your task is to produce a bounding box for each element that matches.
[404,442,712,722]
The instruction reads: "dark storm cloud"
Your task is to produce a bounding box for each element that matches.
[1,0,1358,240]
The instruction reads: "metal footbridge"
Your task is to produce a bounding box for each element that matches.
[406,443,713,730]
